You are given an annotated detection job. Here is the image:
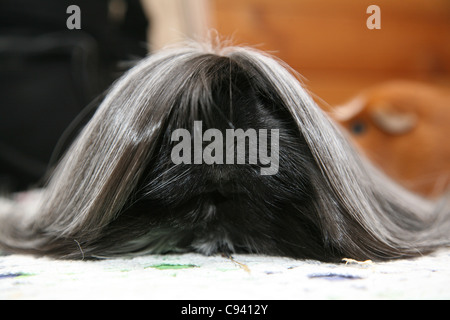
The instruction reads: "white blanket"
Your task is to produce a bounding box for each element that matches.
[1,249,449,299]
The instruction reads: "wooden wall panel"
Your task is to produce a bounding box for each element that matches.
[210,0,450,105]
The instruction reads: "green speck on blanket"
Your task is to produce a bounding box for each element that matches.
[145,263,199,270]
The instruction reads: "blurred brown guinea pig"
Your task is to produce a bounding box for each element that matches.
[332,80,450,198]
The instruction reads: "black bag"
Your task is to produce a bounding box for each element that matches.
[0,0,149,191]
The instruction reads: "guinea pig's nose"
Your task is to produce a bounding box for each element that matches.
[204,179,244,198]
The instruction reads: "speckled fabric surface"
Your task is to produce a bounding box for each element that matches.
[1,249,449,300]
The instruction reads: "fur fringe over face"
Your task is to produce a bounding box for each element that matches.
[1,41,449,262]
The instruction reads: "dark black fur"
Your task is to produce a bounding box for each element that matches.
[90,56,333,260]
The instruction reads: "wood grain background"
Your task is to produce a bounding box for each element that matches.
[209,0,450,107]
